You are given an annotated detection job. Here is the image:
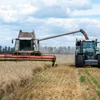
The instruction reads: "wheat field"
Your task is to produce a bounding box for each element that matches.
[0,55,100,100]
[0,61,51,99]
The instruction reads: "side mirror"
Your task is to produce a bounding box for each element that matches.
[12,39,13,44]
[76,41,80,46]
[33,43,35,45]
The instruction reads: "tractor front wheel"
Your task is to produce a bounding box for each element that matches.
[75,55,84,68]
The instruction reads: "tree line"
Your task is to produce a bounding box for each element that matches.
[40,46,74,54]
[0,46,14,53]
[0,46,75,54]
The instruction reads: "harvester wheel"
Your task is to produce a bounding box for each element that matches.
[31,51,42,56]
[75,55,84,67]
[98,55,100,68]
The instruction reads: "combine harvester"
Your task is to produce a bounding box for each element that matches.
[0,29,89,66]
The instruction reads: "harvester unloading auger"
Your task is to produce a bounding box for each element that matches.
[0,29,89,66]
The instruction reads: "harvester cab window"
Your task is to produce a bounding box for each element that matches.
[20,40,31,51]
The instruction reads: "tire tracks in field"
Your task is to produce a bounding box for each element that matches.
[77,68,100,100]
[74,68,83,100]
[3,64,87,100]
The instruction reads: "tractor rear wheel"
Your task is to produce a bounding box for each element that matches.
[98,55,100,68]
[75,55,84,67]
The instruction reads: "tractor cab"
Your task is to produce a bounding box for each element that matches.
[75,39,100,67]
[82,41,95,49]
[81,40,98,59]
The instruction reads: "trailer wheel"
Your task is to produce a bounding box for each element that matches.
[75,55,84,67]
[98,55,100,68]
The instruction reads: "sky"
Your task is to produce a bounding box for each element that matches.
[0,0,100,47]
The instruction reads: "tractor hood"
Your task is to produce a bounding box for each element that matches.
[83,48,94,53]
[83,48,95,59]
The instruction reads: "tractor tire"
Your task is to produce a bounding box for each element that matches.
[98,55,100,68]
[75,55,84,68]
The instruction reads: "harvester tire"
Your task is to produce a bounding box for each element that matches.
[98,55,100,68]
[75,55,84,67]
[31,51,42,56]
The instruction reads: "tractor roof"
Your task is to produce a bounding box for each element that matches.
[76,38,97,42]
[18,30,36,39]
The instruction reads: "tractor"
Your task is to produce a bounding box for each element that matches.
[75,39,100,67]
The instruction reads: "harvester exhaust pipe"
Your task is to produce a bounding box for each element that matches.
[80,29,89,40]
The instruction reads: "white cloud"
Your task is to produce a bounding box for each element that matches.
[0,0,30,6]
[31,0,91,18]
[0,4,37,23]
[32,0,91,9]
[0,0,92,23]
[0,0,100,47]
[0,17,100,46]
[73,4,100,16]
[17,4,37,15]
[0,5,17,22]
[38,18,100,43]
[45,18,100,30]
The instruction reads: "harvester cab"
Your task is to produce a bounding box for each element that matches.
[12,30,41,55]
[75,39,100,67]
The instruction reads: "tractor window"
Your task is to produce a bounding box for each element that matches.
[82,41,95,49]
[20,40,31,51]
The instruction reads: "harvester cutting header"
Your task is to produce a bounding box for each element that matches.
[1,29,100,67]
